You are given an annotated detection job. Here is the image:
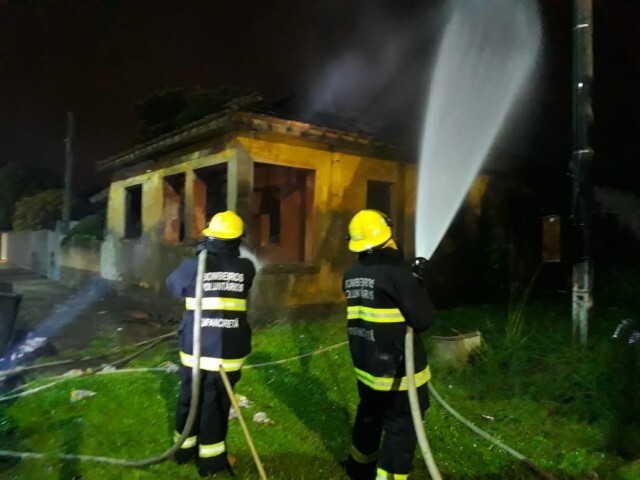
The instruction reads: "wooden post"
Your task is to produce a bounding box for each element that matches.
[62,112,74,233]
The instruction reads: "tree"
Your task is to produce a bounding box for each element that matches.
[0,162,60,230]
[12,189,64,231]
[61,213,105,246]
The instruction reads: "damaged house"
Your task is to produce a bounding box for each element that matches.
[96,92,551,312]
[97,103,423,313]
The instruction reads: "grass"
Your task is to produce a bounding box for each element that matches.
[1,298,640,479]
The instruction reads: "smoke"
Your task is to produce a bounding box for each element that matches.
[302,3,444,134]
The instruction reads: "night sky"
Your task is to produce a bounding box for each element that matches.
[0,0,639,193]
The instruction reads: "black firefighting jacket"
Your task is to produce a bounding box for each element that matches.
[343,247,434,391]
[166,239,256,372]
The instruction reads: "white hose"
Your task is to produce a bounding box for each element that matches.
[0,332,554,478]
[428,383,555,479]
[0,342,350,403]
[219,365,267,479]
[0,249,206,467]
[405,326,442,480]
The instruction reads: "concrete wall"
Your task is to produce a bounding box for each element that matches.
[59,239,103,287]
[100,234,190,290]
[0,230,61,277]
[0,229,105,288]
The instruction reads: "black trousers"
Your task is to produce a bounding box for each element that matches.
[346,381,430,480]
[175,366,240,473]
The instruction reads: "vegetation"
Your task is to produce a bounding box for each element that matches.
[61,213,105,247]
[1,296,640,479]
[0,163,60,230]
[11,189,65,231]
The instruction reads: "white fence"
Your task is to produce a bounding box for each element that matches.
[0,230,62,278]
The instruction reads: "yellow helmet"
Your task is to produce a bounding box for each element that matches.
[202,211,244,239]
[347,210,393,252]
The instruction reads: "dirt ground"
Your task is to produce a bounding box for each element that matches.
[0,261,181,362]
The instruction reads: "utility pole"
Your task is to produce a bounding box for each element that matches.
[62,112,74,234]
[570,0,594,345]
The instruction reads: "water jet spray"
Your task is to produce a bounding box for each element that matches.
[407,1,542,477]
[415,0,541,260]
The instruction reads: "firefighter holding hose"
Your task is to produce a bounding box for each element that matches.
[166,211,256,477]
[342,209,434,480]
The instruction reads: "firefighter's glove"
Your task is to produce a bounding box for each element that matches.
[411,257,429,286]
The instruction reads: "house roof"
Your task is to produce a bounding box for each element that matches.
[96,109,405,173]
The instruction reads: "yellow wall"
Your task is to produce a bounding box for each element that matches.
[236,135,405,307]
[236,135,402,230]
[105,135,426,309]
[106,148,235,239]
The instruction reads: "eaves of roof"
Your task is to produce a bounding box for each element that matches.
[96,111,405,173]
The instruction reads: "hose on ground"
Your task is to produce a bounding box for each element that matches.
[405,326,442,480]
[0,341,349,403]
[0,340,170,406]
[244,341,347,369]
[428,383,556,480]
[0,320,554,478]
[0,248,208,467]
[219,365,267,479]
[108,337,166,369]
[0,331,176,378]
[0,368,168,402]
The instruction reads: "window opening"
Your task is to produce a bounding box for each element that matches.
[124,184,142,239]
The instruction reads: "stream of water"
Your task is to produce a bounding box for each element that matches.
[415,0,541,259]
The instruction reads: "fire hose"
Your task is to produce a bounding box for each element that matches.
[0,327,554,478]
[161,248,266,478]
[405,326,553,480]
[405,256,443,479]
[146,248,267,477]
[219,365,267,479]
[0,249,207,467]
[0,250,267,476]
[0,332,177,379]
[0,251,550,478]
[405,326,442,480]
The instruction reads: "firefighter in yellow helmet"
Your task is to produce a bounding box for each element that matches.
[342,209,435,480]
[166,211,256,477]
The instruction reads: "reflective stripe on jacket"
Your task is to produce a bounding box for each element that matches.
[354,365,431,391]
[185,297,247,311]
[377,467,408,480]
[343,247,434,392]
[166,241,256,369]
[179,352,246,372]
